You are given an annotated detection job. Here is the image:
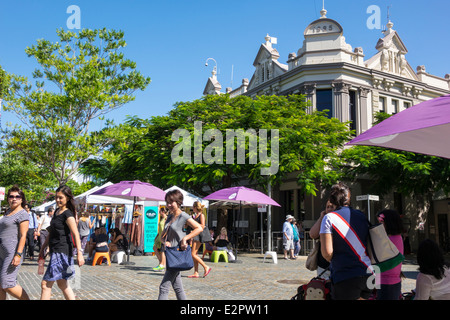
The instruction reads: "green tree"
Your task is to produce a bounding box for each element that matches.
[1,28,151,186]
[0,147,58,207]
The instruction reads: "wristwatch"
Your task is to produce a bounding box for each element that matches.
[15,252,22,257]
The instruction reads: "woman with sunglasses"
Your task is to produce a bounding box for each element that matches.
[0,185,30,300]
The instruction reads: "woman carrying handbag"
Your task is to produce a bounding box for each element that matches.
[158,189,203,300]
[309,201,336,279]
[188,201,212,278]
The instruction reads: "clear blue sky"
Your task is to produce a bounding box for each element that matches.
[1,0,449,131]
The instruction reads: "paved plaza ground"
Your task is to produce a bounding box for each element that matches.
[16,252,420,301]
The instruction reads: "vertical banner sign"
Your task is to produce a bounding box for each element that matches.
[144,206,159,253]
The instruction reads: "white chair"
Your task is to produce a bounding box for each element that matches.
[263,251,278,264]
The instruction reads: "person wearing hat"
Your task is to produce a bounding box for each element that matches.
[283,215,295,260]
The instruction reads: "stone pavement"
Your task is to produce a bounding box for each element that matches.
[15,252,420,300]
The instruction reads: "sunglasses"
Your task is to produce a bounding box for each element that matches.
[9,195,22,199]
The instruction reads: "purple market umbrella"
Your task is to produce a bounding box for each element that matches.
[204,186,281,207]
[204,187,280,259]
[92,180,166,265]
[91,180,166,201]
[347,94,450,158]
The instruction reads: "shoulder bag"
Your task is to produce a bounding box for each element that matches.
[367,222,404,273]
[305,239,319,271]
[161,214,194,272]
[165,245,194,271]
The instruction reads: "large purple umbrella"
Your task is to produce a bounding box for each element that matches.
[204,186,280,207]
[91,180,166,201]
[347,94,450,158]
[204,186,280,258]
[92,180,166,265]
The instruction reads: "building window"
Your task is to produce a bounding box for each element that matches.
[379,96,386,112]
[392,99,399,114]
[261,64,265,82]
[316,89,333,118]
[349,90,357,132]
[404,101,411,109]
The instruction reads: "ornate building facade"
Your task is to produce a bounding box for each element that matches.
[203,8,450,252]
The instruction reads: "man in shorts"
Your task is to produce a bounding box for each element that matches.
[283,215,295,260]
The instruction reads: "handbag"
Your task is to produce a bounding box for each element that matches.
[367,223,404,272]
[200,226,212,243]
[305,239,319,271]
[165,245,194,271]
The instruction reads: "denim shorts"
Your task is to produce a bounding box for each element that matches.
[43,252,75,282]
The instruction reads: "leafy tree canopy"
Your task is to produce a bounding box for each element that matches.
[1,28,151,186]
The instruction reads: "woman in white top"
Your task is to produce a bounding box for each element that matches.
[415,239,450,300]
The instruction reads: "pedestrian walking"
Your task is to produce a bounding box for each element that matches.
[24,203,38,260]
[158,189,203,300]
[291,219,301,258]
[376,209,404,300]
[36,207,54,257]
[283,215,295,260]
[152,207,167,271]
[309,200,336,280]
[319,182,373,300]
[188,201,212,278]
[39,185,85,300]
[0,185,30,300]
[77,213,94,255]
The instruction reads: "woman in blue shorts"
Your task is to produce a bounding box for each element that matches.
[39,185,85,300]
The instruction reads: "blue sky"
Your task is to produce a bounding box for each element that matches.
[1,0,449,131]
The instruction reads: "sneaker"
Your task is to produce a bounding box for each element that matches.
[153,265,165,271]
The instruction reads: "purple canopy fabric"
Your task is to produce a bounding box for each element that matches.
[347,94,450,159]
[91,180,166,201]
[204,186,280,207]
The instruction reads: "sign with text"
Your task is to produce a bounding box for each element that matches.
[356,195,379,201]
[143,206,159,253]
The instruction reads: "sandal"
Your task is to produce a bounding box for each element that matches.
[188,274,199,278]
[203,267,212,278]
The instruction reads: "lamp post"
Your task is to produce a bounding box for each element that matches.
[205,58,218,76]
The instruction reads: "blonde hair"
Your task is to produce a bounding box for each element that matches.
[193,201,205,212]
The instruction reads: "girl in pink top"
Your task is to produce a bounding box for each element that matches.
[376,209,404,300]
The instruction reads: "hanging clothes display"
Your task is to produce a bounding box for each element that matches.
[131,214,143,248]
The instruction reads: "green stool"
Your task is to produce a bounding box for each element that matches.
[211,250,228,263]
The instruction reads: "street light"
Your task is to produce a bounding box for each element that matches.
[205,58,218,75]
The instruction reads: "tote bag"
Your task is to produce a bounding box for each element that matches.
[367,223,404,273]
[165,245,194,272]
[305,240,319,271]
